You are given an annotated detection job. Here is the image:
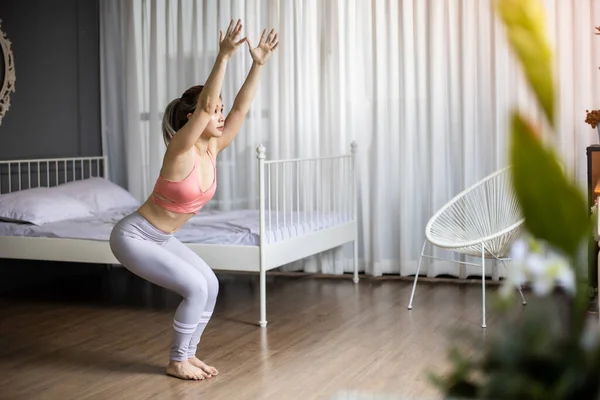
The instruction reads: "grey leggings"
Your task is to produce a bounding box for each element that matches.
[109,212,219,362]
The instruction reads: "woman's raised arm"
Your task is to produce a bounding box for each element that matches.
[169,19,246,156]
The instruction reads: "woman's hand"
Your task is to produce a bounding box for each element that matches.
[246,28,279,65]
[219,19,246,60]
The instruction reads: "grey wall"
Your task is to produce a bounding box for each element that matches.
[0,0,102,293]
[0,0,101,160]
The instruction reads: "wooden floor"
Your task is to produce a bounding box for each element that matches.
[0,267,500,400]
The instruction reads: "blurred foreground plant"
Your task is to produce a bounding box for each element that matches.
[431,0,600,398]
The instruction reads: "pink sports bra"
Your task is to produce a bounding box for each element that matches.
[151,150,217,214]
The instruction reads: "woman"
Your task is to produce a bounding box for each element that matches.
[109,19,279,381]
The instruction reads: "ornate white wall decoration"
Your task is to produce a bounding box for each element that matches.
[0,19,15,126]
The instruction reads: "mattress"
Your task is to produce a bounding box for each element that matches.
[0,206,350,246]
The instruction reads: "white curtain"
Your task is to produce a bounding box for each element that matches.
[100,0,600,279]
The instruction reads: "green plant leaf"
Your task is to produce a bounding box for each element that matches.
[446,380,479,399]
[510,112,590,258]
[496,0,554,126]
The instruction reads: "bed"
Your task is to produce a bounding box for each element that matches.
[0,143,359,327]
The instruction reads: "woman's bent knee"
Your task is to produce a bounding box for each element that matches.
[185,274,209,302]
[207,272,219,294]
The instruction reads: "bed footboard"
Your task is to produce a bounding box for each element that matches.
[255,142,359,327]
[256,143,358,244]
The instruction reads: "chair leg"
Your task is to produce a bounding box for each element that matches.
[407,240,427,310]
[481,243,487,329]
[517,285,527,305]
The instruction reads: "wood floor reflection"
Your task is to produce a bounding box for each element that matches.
[0,267,498,400]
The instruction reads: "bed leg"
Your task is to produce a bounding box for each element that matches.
[350,141,359,284]
[259,267,267,328]
[257,144,268,328]
[353,239,359,284]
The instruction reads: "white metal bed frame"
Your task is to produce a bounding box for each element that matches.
[0,143,359,327]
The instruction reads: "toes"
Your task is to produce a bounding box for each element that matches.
[183,371,200,380]
[166,363,209,381]
[193,359,218,376]
[187,358,219,377]
[200,363,218,375]
[194,366,211,379]
[189,370,205,380]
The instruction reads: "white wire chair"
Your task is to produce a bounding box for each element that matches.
[407,167,526,328]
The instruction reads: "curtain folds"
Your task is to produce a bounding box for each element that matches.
[100,0,600,278]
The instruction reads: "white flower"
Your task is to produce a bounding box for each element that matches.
[531,274,554,296]
[546,255,575,295]
[525,253,546,275]
[511,238,529,260]
[506,239,528,284]
[501,236,575,299]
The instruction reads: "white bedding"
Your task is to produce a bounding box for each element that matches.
[0,206,349,246]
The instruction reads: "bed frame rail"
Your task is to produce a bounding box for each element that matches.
[256,142,358,244]
[0,156,108,194]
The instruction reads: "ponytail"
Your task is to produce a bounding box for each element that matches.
[162,98,180,146]
[162,85,206,146]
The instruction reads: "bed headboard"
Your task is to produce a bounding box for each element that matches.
[0,156,108,194]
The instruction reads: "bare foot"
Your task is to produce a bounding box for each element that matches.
[166,360,209,380]
[188,357,219,377]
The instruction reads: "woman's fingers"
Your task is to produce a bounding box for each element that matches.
[225,19,234,36]
[231,19,242,37]
[257,28,278,47]
[259,28,267,45]
[224,19,242,43]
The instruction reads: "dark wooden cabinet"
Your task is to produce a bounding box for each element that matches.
[586,145,600,305]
